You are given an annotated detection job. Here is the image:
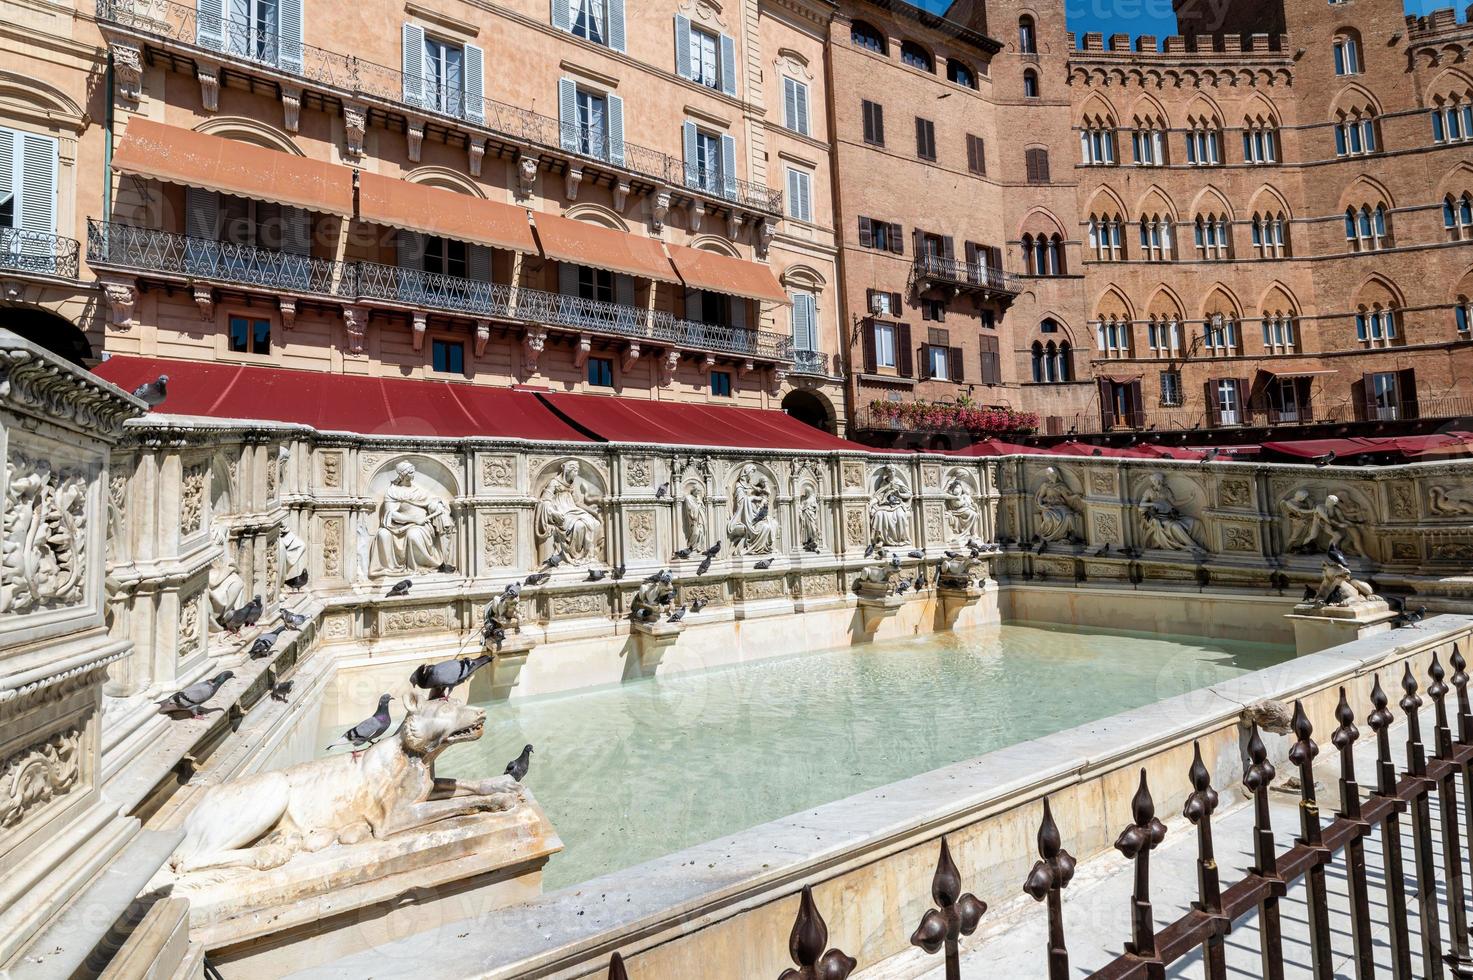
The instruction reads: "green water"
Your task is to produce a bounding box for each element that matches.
[327,622,1290,891]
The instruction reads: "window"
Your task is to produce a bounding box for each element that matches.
[1367,371,1401,420]
[688,125,723,192]
[676,17,735,95]
[867,289,902,316]
[1160,370,1182,406]
[1023,70,1040,98]
[979,334,1001,384]
[1457,296,1471,336]
[1088,214,1123,260]
[1432,97,1473,144]
[1203,314,1237,354]
[1214,379,1242,425]
[1147,318,1180,356]
[1242,122,1277,163]
[576,264,615,302]
[874,322,898,369]
[1444,193,1473,240]
[1131,124,1164,165]
[786,168,812,221]
[422,36,465,116]
[1345,204,1389,252]
[423,236,467,278]
[1184,123,1221,165]
[224,0,280,61]
[947,59,976,89]
[921,298,946,321]
[403,26,485,122]
[1334,112,1377,156]
[0,127,59,249]
[710,370,733,397]
[861,99,885,146]
[1079,123,1115,165]
[228,315,271,355]
[554,0,624,50]
[965,134,986,175]
[1095,317,1130,357]
[1024,147,1050,183]
[850,19,886,54]
[201,0,304,70]
[790,292,818,351]
[1040,318,1058,333]
[1251,212,1288,258]
[1193,214,1231,260]
[1030,339,1072,383]
[914,117,936,160]
[588,356,614,387]
[1022,233,1064,275]
[1018,16,1036,54]
[783,77,811,136]
[1262,314,1295,353]
[901,41,933,72]
[859,216,902,253]
[1334,34,1360,76]
[570,0,605,44]
[690,26,719,88]
[1355,306,1398,347]
[925,343,950,380]
[1138,215,1172,261]
[574,88,607,157]
[431,338,465,374]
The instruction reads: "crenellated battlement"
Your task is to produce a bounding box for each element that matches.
[1406,5,1473,43]
[1067,30,1290,59]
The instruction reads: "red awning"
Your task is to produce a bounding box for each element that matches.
[949,438,1045,457]
[537,391,864,451]
[530,213,681,284]
[90,357,590,440]
[1393,432,1473,459]
[1046,440,1136,458]
[1259,437,1385,461]
[357,172,536,253]
[664,243,791,305]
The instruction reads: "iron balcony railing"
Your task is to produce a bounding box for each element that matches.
[1,228,81,279]
[96,0,783,215]
[791,349,830,376]
[910,255,1022,295]
[88,221,793,361]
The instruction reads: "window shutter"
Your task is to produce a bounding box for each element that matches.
[467,243,492,281]
[979,335,1000,384]
[1204,379,1221,426]
[558,77,578,151]
[1398,368,1419,419]
[281,206,310,256]
[895,323,913,376]
[559,261,578,296]
[720,132,737,199]
[796,81,810,135]
[861,321,877,374]
[920,303,931,322]
[551,0,571,30]
[0,130,13,215]
[784,78,798,131]
[397,229,426,269]
[858,216,873,247]
[792,292,815,350]
[949,345,964,382]
[890,291,902,312]
[277,0,303,71]
[940,235,954,261]
[463,44,485,123]
[606,92,625,165]
[402,24,425,105]
[889,224,902,254]
[1127,380,1143,426]
[1097,379,1115,430]
[865,288,876,314]
[682,120,698,187]
[787,169,799,218]
[674,15,692,79]
[185,186,219,241]
[607,0,626,52]
[17,134,56,237]
[729,297,746,329]
[196,0,225,49]
[719,34,737,97]
[918,344,933,379]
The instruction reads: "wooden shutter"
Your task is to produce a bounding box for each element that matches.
[949,346,964,382]
[979,334,1000,384]
[197,0,225,49]
[464,44,485,124]
[606,93,625,165]
[795,80,810,134]
[889,223,903,254]
[16,133,56,238]
[719,133,737,199]
[607,0,626,52]
[784,78,798,131]
[940,235,954,261]
[615,273,635,306]
[682,120,698,187]
[896,323,913,376]
[890,291,902,312]
[558,78,579,151]
[674,15,692,79]
[1097,378,1115,430]
[861,320,877,374]
[401,24,425,106]
[0,131,12,222]
[719,33,737,96]
[278,0,304,71]
[858,216,873,247]
[397,228,426,270]
[1127,380,1144,427]
[1204,379,1221,426]
[281,206,310,256]
[185,186,219,241]
[469,244,492,281]
[1397,368,1419,419]
[918,344,932,379]
[1354,373,1373,421]
[551,0,571,32]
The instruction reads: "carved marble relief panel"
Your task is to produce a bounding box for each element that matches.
[841,460,865,492]
[382,606,452,634]
[320,517,344,578]
[319,452,343,490]
[0,724,83,830]
[479,455,516,491]
[627,511,658,561]
[1,451,94,615]
[178,589,203,661]
[179,462,207,537]
[550,592,609,619]
[481,513,516,568]
[1217,479,1252,509]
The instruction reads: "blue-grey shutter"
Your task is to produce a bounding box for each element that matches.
[184,186,220,275]
[551,0,570,32]
[402,24,425,106]
[783,78,797,131]
[227,0,250,56]
[18,134,56,237]
[719,132,736,200]
[558,261,577,296]
[558,77,578,151]
[719,34,737,96]
[797,81,809,135]
[0,131,13,224]
[281,206,310,255]
[606,93,625,166]
[791,292,815,350]
[607,0,626,53]
[196,0,225,49]
[464,43,484,123]
[682,120,698,188]
[468,244,491,280]
[278,0,303,72]
[674,15,692,80]
[615,273,634,306]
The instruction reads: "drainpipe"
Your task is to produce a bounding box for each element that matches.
[103,56,115,222]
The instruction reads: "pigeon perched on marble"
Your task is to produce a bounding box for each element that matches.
[504,744,533,782]
[410,655,493,699]
[283,568,309,591]
[219,595,262,634]
[280,608,308,630]
[325,694,395,756]
[156,671,235,718]
[249,625,286,659]
[386,579,412,598]
[132,374,168,408]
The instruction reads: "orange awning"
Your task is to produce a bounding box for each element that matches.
[357,172,536,254]
[530,213,680,284]
[111,119,353,216]
[665,243,790,305]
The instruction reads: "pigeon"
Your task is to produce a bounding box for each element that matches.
[270,680,294,703]
[673,547,694,560]
[325,694,395,756]
[690,597,708,613]
[386,579,412,598]
[1302,584,1316,601]
[703,542,722,558]
[219,595,262,634]
[696,555,712,576]
[283,568,309,591]
[1327,544,1349,569]
[643,569,669,583]
[802,539,820,553]
[500,581,522,599]
[907,550,926,560]
[753,558,774,570]
[132,374,168,408]
[655,483,671,499]
[1312,450,1337,468]
[667,605,687,623]
[863,541,877,559]
[542,551,565,569]
[436,562,457,574]
[587,568,608,581]
[945,550,963,559]
[410,655,493,699]
[524,572,551,586]
[249,625,286,659]
[916,564,928,589]
[281,608,308,630]
[611,563,626,581]
[1199,448,1220,464]
[504,744,533,782]
[895,578,912,595]
[156,671,234,718]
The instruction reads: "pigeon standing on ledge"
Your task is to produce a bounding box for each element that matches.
[386,579,413,598]
[667,605,687,623]
[219,595,262,634]
[410,655,493,699]
[702,542,722,558]
[504,744,533,782]
[270,680,294,702]
[753,558,774,570]
[696,555,712,576]
[132,374,168,408]
[524,571,551,586]
[325,694,395,757]
[281,608,308,630]
[249,625,286,659]
[283,568,309,591]
[156,671,234,718]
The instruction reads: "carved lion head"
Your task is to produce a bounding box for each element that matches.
[400,693,486,758]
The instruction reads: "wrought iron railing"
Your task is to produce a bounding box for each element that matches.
[88,221,793,361]
[791,349,830,376]
[746,645,1473,980]
[911,255,1022,295]
[0,228,81,279]
[96,0,783,215]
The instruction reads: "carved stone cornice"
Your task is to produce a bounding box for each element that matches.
[0,332,145,437]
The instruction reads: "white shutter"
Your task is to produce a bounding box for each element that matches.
[682,120,698,188]
[397,229,426,269]
[786,169,799,219]
[674,15,692,80]
[558,77,578,151]
[468,244,491,280]
[0,130,13,220]
[607,92,625,166]
[783,78,797,131]
[558,261,578,296]
[196,0,225,49]
[607,0,625,52]
[719,33,737,97]
[227,0,250,56]
[798,82,810,135]
[464,43,484,123]
[719,132,736,200]
[281,206,310,255]
[278,0,303,71]
[615,273,634,307]
[550,0,570,31]
[402,24,425,106]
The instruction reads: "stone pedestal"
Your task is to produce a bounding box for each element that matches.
[1285,599,1396,656]
[855,582,904,634]
[936,584,984,629]
[631,619,684,672]
[488,635,535,699]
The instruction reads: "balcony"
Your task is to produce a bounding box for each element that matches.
[791,349,831,377]
[1,228,81,279]
[908,255,1022,301]
[96,0,783,216]
[88,220,792,363]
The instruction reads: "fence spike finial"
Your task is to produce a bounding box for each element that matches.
[778,885,856,980]
[910,837,986,980]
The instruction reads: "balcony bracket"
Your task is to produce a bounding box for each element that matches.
[192,284,213,320]
[573,333,591,369]
[406,118,425,163]
[516,156,540,200]
[613,180,630,213]
[696,354,715,376]
[411,312,427,352]
[738,358,755,379]
[343,306,369,355]
[110,43,143,104]
[99,276,137,330]
[468,139,486,178]
[757,219,776,258]
[522,327,547,374]
[658,349,680,386]
[279,298,297,330]
[687,199,705,233]
[474,320,490,357]
[565,166,583,201]
[768,366,788,397]
[726,211,742,241]
[651,190,671,233]
[622,342,641,373]
[280,85,302,133]
[196,64,220,113]
[343,104,367,159]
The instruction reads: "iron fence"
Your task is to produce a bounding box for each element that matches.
[791,350,830,376]
[87,220,348,295]
[911,255,1022,295]
[594,643,1473,979]
[0,228,81,279]
[95,0,783,215]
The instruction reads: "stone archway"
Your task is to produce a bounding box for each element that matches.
[0,306,92,366]
[781,388,835,433]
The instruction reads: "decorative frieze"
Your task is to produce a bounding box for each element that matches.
[1218,479,1252,509]
[550,592,609,619]
[180,463,207,536]
[383,607,451,633]
[0,452,91,615]
[481,455,516,490]
[481,513,515,568]
[627,511,657,560]
[321,517,343,577]
[0,724,83,830]
[320,453,342,489]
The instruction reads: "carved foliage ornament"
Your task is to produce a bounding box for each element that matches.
[481,513,515,568]
[481,455,516,489]
[0,725,82,829]
[180,463,207,536]
[322,517,343,577]
[0,345,145,435]
[1,454,90,614]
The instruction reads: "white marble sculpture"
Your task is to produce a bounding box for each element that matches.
[1308,556,1380,608]
[370,462,453,575]
[681,483,708,552]
[1430,484,1473,516]
[631,570,674,622]
[280,528,307,583]
[726,464,778,556]
[533,460,604,565]
[482,588,522,634]
[1280,489,1366,556]
[1034,467,1080,543]
[207,527,246,633]
[167,694,519,877]
[0,455,88,614]
[938,554,985,589]
[944,475,981,542]
[1137,473,1204,552]
[798,485,822,548]
[869,465,912,546]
